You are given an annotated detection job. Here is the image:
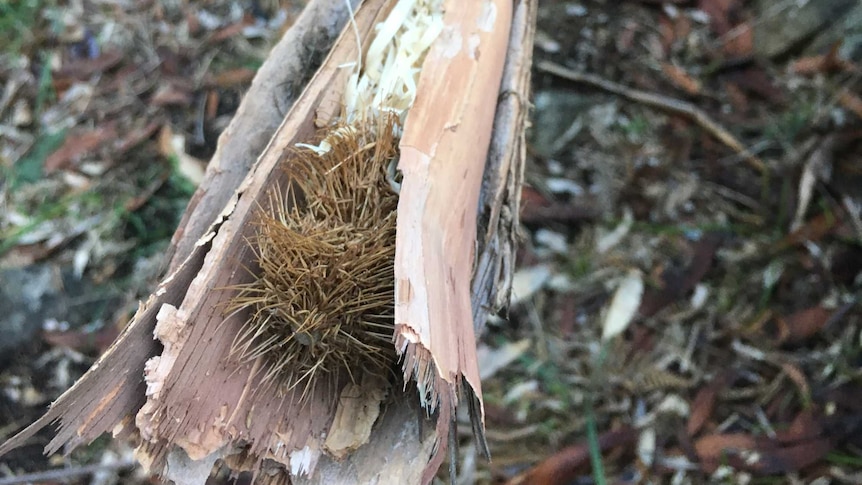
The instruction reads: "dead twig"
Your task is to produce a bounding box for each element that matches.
[0,460,137,485]
[536,60,767,173]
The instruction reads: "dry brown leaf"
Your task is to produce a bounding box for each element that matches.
[211,68,257,88]
[698,0,737,36]
[44,123,118,173]
[749,438,832,475]
[657,16,674,56]
[686,373,732,436]
[150,83,195,107]
[115,121,162,155]
[694,433,756,472]
[674,14,692,43]
[639,234,721,317]
[839,89,862,119]
[504,428,637,485]
[781,211,841,248]
[42,325,121,355]
[774,410,822,445]
[725,67,784,105]
[723,79,749,112]
[779,361,811,404]
[205,90,219,119]
[790,42,856,74]
[208,17,255,44]
[774,306,831,345]
[722,21,753,58]
[157,125,206,185]
[661,62,702,95]
[55,50,124,81]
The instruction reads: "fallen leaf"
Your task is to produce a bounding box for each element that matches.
[639,234,721,317]
[722,79,749,113]
[0,243,56,266]
[657,16,674,55]
[781,211,841,248]
[42,324,120,355]
[116,121,162,155]
[687,372,732,436]
[520,186,600,224]
[774,410,822,445]
[510,265,552,305]
[694,433,756,472]
[791,135,836,231]
[780,361,811,405]
[596,208,633,253]
[55,50,124,81]
[839,89,862,120]
[721,21,753,58]
[673,14,692,44]
[505,427,637,485]
[790,42,855,75]
[150,83,195,107]
[211,68,257,88]
[157,125,206,185]
[637,427,657,467]
[750,438,832,475]
[205,90,219,119]
[774,306,831,345]
[477,339,531,380]
[43,123,118,173]
[698,0,738,36]
[725,66,784,105]
[208,17,254,44]
[602,269,644,341]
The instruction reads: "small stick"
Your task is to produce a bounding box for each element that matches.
[537,60,767,173]
[0,460,137,485]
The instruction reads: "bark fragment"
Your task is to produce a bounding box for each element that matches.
[393,0,516,477]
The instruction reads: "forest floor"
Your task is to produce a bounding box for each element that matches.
[1,1,861,484]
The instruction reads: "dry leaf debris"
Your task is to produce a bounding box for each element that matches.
[469,1,862,484]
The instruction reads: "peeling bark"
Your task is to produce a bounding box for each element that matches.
[393,1,515,478]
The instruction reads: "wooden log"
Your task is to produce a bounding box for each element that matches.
[0,0,537,483]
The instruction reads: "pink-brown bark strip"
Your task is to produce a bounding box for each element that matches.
[393,0,513,477]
